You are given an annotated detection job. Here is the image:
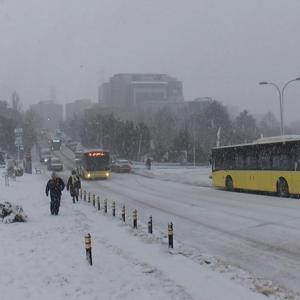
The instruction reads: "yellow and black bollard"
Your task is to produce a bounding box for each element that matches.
[88,192,91,203]
[133,209,137,229]
[97,196,100,211]
[92,194,95,207]
[168,222,173,248]
[148,216,153,234]
[122,205,125,222]
[84,233,92,265]
[83,190,86,201]
[104,199,107,214]
[112,201,116,217]
[80,189,82,200]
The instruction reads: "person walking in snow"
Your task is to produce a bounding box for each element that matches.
[145,157,151,170]
[45,172,65,215]
[66,170,81,203]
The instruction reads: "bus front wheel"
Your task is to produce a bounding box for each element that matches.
[225,176,234,191]
[277,178,289,197]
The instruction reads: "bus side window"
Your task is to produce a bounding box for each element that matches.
[272,153,291,170]
[295,155,300,171]
[245,155,257,170]
[235,153,244,169]
[258,153,271,170]
[272,154,280,170]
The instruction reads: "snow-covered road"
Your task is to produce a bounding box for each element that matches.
[80,172,300,296]
[50,147,300,298]
[1,169,274,300]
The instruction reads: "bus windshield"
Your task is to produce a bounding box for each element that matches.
[83,152,110,171]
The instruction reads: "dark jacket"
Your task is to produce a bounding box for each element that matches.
[146,158,151,168]
[46,177,65,198]
[66,175,81,197]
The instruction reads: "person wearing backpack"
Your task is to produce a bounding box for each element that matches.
[66,170,81,203]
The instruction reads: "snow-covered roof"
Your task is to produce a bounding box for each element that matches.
[255,135,300,144]
[213,135,300,150]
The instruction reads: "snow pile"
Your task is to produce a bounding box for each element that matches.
[0,201,28,223]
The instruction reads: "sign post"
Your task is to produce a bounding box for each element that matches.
[14,128,23,166]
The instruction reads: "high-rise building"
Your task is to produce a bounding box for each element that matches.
[98,73,184,108]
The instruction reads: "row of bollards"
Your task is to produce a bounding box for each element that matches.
[82,188,174,265]
[81,189,174,239]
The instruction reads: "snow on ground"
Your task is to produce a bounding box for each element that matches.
[132,164,212,187]
[0,170,271,300]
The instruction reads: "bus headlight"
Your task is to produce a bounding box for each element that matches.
[87,173,91,178]
[105,172,110,177]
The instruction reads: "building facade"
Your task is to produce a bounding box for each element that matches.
[65,99,94,121]
[98,73,184,108]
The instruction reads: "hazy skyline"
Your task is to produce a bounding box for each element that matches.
[1,0,300,122]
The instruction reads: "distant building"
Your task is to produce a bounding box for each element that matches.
[30,100,63,131]
[65,99,94,121]
[186,98,212,112]
[98,73,184,108]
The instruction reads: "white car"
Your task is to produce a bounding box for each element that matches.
[111,159,132,173]
[47,157,63,172]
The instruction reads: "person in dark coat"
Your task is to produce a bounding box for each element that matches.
[45,172,65,215]
[66,170,81,203]
[146,158,151,170]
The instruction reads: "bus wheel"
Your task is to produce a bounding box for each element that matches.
[277,179,289,197]
[225,176,234,191]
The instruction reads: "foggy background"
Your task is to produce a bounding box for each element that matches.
[1,0,300,121]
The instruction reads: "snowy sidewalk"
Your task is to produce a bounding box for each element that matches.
[0,173,269,300]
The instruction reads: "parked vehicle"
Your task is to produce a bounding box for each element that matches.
[47,157,63,171]
[40,148,51,164]
[111,159,132,173]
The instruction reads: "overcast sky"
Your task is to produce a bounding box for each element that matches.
[1,0,300,122]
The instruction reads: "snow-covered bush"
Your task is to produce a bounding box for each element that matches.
[0,201,27,223]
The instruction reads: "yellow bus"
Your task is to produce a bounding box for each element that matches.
[211,135,300,197]
[78,150,110,180]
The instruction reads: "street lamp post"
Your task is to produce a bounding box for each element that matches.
[281,78,300,135]
[259,81,283,135]
[259,78,300,136]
